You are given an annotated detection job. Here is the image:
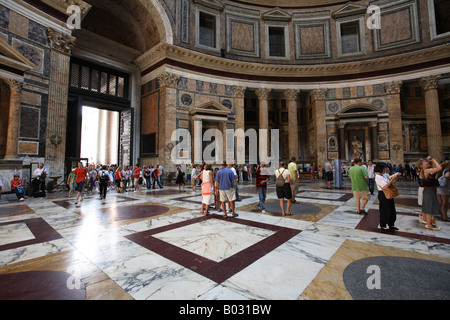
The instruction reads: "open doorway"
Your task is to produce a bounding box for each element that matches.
[80,106,119,165]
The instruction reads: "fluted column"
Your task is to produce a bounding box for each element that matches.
[157,72,180,172]
[384,81,404,166]
[45,28,75,178]
[3,80,22,160]
[420,75,443,160]
[284,89,300,160]
[255,88,271,159]
[232,86,246,132]
[311,89,327,166]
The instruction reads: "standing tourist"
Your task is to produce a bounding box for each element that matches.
[115,166,123,193]
[367,160,376,195]
[437,161,450,221]
[134,164,141,192]
[288,157,299,203]
[275,162,292,216]
[348,158,369,214]
[74,162,89,205]
[191,164,198,193]
[67,169,76,198]
[98,165,110,203]
[375,163,399,231]
[201,164,213,215]
[255,162,270,213]
[324,160,333,189]
[214,162,238,218]
[419,156,442,230]
[176,165,186,192]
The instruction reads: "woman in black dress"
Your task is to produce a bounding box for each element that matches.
[176,165,185,192]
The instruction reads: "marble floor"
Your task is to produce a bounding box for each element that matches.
[0,177,449,301]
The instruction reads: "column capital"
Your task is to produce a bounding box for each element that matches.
[232,86,246,98]
[384,81,402,95]
[420,75,441,91]
[283,89,300,100]
[337,121,346,129]
[369,121,378,127]
[255,88,271,100]
[311,88,327,101]
[157,72,180,88]
[47,28,76,54]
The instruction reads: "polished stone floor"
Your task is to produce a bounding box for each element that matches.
[0,177,449,300]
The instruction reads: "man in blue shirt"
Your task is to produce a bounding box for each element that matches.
[214,162,238,218]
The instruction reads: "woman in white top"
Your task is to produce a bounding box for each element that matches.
[275,162,292,216]
[375,163,399,231]
[201,164,213,216]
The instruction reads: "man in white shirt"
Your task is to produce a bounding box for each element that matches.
[32,163,47,195]
[366,160,376,195]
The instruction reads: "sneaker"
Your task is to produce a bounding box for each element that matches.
[261,210,266,213]
[19,198,24,202]
[359,209,366,214]
[389,226,399,231]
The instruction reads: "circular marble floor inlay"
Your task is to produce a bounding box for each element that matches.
[263,202,322,215]
[343,256,450,300]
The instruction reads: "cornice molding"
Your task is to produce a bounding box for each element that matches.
[135,42,450,81]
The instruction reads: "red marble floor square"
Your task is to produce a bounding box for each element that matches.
[0,218,63,251]
[125,215,301,284]
[356,209,450,245]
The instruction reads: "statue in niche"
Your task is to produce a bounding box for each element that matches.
[351,136,363,160]
[410,125,419,151]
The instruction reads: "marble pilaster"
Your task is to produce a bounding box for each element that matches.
[384,81,404,166]
[311,89,327,166]
[369,121,379,161]
[44,28,75,179]
[157,72,180,173]
[3,79,22,160]
[420,75,443,160]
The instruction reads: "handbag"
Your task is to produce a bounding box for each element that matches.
[382,185,400,199]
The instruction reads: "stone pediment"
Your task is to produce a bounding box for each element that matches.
[0,38,35,74]
[193,0,224,11]
[189,100,231,117]
[262,7,292,21]
[332,2,367,19]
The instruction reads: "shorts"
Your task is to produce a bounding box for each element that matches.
[353,190,370,201]
[276,183,292,200]
[76,181,85,192]
[325,171,333,181]
[219,189,236,202]
[134,178,140,185]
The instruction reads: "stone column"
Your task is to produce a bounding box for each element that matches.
[420,75,443,160]
[284,89,300,160]
[337,121,346,160]
[311,89,327,166]
[3,80,22,160]
[255,88,271,159]
[232,86,246,163]
[45,28,75,178]
[232,86,246,132]
[369,121,379,161]
[157,72,180,173]
[384,81,404,166]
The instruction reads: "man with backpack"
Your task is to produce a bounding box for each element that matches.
[98,165,110,203]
